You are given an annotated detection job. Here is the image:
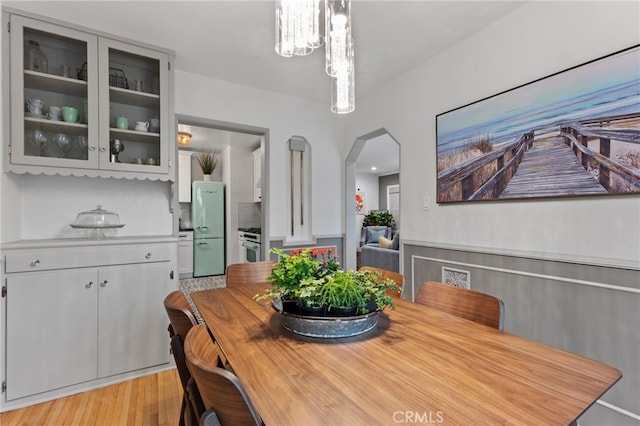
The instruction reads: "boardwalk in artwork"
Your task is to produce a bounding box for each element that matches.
[500,136,607,198]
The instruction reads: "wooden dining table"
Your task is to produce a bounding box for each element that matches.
[191,284,621,426]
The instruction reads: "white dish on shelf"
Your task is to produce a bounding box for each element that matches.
[25,112,46,119]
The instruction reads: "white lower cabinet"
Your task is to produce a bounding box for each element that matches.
[6,269,98,401]
[2,240,176,403]
[97,262,171,378]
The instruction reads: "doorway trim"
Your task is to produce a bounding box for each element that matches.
[344,128,400,271]
[175,114,271,260]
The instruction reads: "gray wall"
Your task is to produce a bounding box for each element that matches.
[403,243,639,426]
[377,173,399,211]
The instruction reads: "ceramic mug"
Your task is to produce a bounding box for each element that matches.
[149,116,159,130]
[46,106,62,121]
[115,115,128,129]
[135,121,149,132]
[62,106,80,123]
[26,98,44,114]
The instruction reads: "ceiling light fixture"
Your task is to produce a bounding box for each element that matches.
[275,0,323,57]
[275,0,354,114]
[178,131,191,146]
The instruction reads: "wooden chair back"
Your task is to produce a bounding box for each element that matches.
[415,281,504,330]
[358,266,403,299]
[184,325,262,426]
[164,290,198,341]
[226,261,276,287]
[163,291,202,426]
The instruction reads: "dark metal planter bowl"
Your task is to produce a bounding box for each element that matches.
[272,298,380,338]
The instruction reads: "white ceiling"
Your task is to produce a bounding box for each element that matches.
[6,0,526,171]
[356,133,399,175]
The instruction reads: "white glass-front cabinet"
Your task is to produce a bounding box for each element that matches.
[9,15,99,169]
[98,38,169,174]
[7,14,171,179]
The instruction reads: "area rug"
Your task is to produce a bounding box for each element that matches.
[179,275,226,323]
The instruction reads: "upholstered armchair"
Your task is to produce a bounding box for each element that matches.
[359,226,392,247]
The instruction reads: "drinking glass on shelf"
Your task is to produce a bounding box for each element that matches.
[28,129,48,156]
[75,135,88,160]
[54,133,72,158]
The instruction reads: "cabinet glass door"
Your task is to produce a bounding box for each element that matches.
[98,39,169,174]
[10,15,99,168]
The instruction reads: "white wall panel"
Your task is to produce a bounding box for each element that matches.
[174,72,344,239]
[345,1,640,268]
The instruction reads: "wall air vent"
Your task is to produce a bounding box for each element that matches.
[441,267,470,289]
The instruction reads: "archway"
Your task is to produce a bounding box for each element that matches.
[344,128,400,271]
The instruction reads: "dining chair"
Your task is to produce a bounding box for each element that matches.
[164,291,204,426]
[225,261,276,287]
[358,266,403,299]
[184,324,263,426]
[414,281,505,330]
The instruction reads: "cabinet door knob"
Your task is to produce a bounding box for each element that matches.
[99,147,106,152]
[89,145,96,151]
[100,280,108,287]
[145,252,152,259]
[30,259,40,267]
[86,281,93,289]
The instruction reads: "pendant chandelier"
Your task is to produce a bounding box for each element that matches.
[275,0,355,114]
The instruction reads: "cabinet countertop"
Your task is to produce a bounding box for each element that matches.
[1,235,179,250]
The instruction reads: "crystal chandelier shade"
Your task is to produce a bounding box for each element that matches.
[325,0,352,77]
[275,0,323,57]
[275,0,354,113]
[330,56,354,114]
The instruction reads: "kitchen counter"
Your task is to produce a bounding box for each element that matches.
[1,235,178,250]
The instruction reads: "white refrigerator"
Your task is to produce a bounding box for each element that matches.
[191,181,225,276]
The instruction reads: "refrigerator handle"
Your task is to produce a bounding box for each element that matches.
[196,241,209,246]
[197,226,209,230]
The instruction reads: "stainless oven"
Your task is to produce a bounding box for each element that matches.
[238,229,261,263]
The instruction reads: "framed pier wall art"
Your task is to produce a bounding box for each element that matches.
[436,45,640,203]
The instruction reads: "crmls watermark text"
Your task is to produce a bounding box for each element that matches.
[392,411,444,424]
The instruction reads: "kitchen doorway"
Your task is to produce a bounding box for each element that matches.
[175,115,269,272]
[344,128,400,271]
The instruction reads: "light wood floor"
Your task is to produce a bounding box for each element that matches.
[0,369,182,425]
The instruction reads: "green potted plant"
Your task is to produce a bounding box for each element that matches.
[197,152,217,180]
[357,269,400,314]
[256,247,338,314]
[320,270,365,316]
[255,247,398,316]
[362,210,396,230]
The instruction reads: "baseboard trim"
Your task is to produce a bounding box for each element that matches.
[0,364,173,413]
